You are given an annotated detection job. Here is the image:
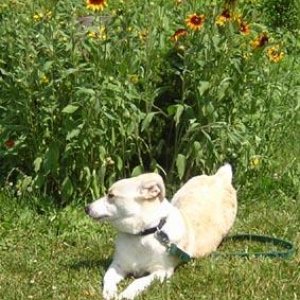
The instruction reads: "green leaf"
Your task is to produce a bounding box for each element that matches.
[62,177,74,198]
[33,157,43,173]
[43,61,53,72]
[116,156,123,172]
[44,144,59,173]
[167,104,177,116]
[193,141,201,152]
[198,81,210,96]
[66,129,81,140]
[75,88,96,96]
[91,169,100,199]
[201,129,212,142]
[174,104,184,126]
[141,112,157,132]
[62,105,79,114]
[176,154,186,180]
[131,165,144,177]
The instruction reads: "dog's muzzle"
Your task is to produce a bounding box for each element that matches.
[85,205,110,220]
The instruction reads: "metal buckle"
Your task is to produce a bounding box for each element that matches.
[155,230,170,246]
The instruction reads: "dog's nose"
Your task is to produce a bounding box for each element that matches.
[85,205,90,215]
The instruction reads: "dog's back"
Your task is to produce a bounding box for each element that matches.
[171,164,237,257]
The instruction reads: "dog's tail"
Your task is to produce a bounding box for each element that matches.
[215,163,233,185]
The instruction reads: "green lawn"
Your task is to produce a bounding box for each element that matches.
[0,180,299,300]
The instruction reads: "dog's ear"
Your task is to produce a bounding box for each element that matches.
[139,174,165,201]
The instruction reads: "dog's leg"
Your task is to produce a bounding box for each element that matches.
[103,263,125,300]
[118,269,173,300]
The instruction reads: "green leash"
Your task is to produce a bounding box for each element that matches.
[166,234,295,262]
[156,229,294,262]
[212,234,295,259]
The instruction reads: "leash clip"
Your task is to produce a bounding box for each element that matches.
[155,230,170,246]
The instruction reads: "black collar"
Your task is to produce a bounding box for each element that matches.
[138,217,167,236]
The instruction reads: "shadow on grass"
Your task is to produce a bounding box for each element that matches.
[69,257,112,270]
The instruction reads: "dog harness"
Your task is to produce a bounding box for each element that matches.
[138,217,192,263]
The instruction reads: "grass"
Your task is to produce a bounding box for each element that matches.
[0,174,299,300]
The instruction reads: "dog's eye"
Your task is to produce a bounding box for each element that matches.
[107,192,115,202]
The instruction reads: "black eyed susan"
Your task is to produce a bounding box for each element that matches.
[215,9,231,26]
[185,14,205,31]
[251,32,269,49]
[86,0,107,11]
[171,28,188,42]
[239,20,250,35]
[4,139,15,148]
[267,46,284,63]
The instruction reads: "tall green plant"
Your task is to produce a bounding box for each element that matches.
[0,0,299,203]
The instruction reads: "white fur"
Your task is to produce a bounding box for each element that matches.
[86,164,237,299]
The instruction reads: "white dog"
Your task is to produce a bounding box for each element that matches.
[85,164,237,300]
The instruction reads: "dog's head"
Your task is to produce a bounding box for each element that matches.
[85,173,165,234]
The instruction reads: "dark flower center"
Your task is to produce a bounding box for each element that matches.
[89,0,105,4]
[191,15,202,25]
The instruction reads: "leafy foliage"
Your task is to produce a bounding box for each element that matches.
[0,0,299,204]
[259,0,300,31]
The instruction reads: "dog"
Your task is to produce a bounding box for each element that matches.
[85,164,237,300]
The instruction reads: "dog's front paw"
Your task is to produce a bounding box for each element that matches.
[117,293,133,300]
[103,287,118,300]
[117,289,137,300]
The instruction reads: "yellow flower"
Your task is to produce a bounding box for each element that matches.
[215,9,231,26]
[250,156,261,169]
[215,16,227,26]
[251,32,269,49]
[33,11,52,22]
[87,26,107,40]
[185,13,205,31]
[45,11,52,19]
[40,74,49,85]
[33,13,43,22]
[239,20,250,35]
[267,46,284,63]
[87,31,97,39]
[243,52,252,60]
[86,0,107,11]
[128,75,139,84]
[139,29,148,41]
